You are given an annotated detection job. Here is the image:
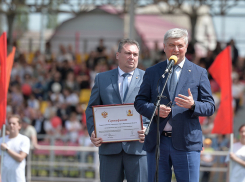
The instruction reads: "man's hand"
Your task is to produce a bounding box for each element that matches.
[1,143,8,151]
[90,131,103,147]
[155,104,171,118]
[175,88,194,109]
[230,152,237,160]
[138,126,146,143]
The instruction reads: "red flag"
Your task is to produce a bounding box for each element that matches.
[6,47,15,92]
[0,33,7,128]
[208,46,233,134]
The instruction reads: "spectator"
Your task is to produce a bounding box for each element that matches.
[45,41,53,63]
[20,117,39,149]
[10,84,24,112]
[89,60,109,88]
[32,50,45,63]
[27,93,40,110]
[215,134,229,182]
[50,91,65,106]
[63,88,79,107]
[96,38,106,54]
[32,77,45,99]
[199,50,215,70]
[44,116,62,140]
[85,51,97,70]
[67,44,76,61]
[63,71,79,91]
[43,100,57,120]
[226,124,245,182]
[141,48,152,69]
[32,111,47,141]
[227,39,239,67]
[186,42,195,62]
[0,115,30,182]
[58,60,74,81]
[75,104,85,124]
[150,41,162,64]
[200,138,215,182]
[232,74,244,113]
[75,62,90,89]
[65,112,82,143]
[213,41,223,57]
[47,71,63,94]
[94,38,108,68]
[57,44,73,63]
[56,102,72,127]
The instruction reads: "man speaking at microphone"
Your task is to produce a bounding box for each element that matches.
[134,28,215,182]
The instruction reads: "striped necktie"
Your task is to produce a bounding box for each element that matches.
[169,65,179,101]
[122,73,130,102]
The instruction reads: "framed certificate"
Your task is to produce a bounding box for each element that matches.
[92,104,143,143]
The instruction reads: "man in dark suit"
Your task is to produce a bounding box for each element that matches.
[134,28,215,182]
[86,39,148,182]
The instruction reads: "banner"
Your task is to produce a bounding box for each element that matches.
[208,46,233,134]
[0,33,7,129]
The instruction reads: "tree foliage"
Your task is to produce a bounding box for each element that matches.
[152,0,241,44]
[0,0,242,45]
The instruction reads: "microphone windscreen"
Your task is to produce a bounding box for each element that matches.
[169,55,178,64]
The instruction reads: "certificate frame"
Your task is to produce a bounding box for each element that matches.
[92,103,143,143]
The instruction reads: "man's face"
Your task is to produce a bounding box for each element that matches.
[8,117,21,134]
[116,43,139,73]
[163,37,188,64]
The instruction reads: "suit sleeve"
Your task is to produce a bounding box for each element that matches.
[134,69,156,120]
[85,73,101,136]
[192,69,215,117]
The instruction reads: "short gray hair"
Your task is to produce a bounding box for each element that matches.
[117,39,140,52]
[164,28,188,45]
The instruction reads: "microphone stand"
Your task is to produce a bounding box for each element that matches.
[145,68,173,182]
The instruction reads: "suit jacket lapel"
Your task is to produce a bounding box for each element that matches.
[174,59,192,101]
[125,68,140,102]
[110,68,122,102]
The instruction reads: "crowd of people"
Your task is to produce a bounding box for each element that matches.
[1,37,245,181]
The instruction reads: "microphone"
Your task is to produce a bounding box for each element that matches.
[164,55,178,74]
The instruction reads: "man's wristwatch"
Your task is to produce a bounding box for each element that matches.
[5,147,9,152]
[190,102,195,111]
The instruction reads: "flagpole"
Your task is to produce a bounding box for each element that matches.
[1,124,6,175]
[229,133,234,181]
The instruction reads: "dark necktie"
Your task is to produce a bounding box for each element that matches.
[168,65,179,126]
[169,65,179,101]
[122,73,130,102]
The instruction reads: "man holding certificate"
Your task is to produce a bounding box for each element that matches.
[85,39,148,182]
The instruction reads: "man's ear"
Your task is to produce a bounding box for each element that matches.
[116,52,119,60]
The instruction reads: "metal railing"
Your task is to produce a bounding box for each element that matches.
[27,135,229,182]
[27,135,100,182]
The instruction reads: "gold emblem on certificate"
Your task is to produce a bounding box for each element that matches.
[101,111,108,118]
[127,110,133,116]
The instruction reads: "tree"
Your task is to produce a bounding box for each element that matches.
[0,0,242,45]
[153,0,242,44]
